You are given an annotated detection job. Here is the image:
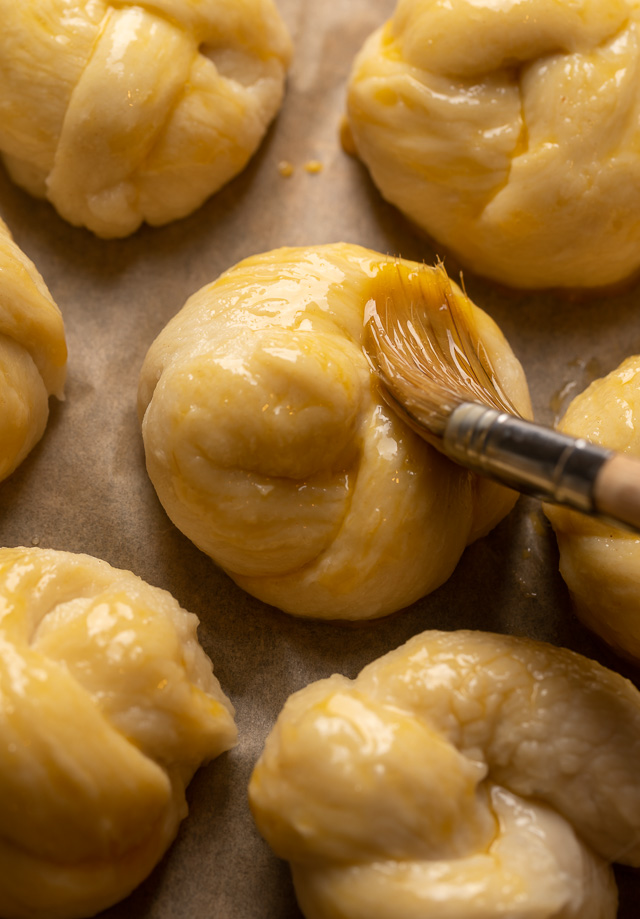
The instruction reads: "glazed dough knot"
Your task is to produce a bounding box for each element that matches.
[545,355,640,662]
[250,629,640,919]
[346,0,640,288]
[138,243,532,619]
[0,0,292,237]
[0,217,66,483]
[0,546,237,919]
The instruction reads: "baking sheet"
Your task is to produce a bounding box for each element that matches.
[1,1,639,916]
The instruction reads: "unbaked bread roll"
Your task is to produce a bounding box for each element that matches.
[0,0,291,238]
[138,243,532,619]
[0,216,66,484]
[345,0,640,290]
[544,355,640,661]
[0,545,237,919]
[250,628,640,919]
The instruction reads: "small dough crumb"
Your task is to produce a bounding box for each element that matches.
[278,160,294,177]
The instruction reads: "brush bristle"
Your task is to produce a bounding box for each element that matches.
[364,261,520,446]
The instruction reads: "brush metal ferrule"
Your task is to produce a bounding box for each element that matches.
[444,402,613,512]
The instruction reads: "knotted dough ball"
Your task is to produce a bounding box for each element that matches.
[250,628,640,919]
[0,0,292,238]
[0,216,66,484]
[544,356,640,662]
[345,0,640,290]
[0,545,237,919]
[138,243,532,619]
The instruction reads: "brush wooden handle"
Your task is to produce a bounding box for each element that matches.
[444,403,640,533]
[593,454,640,532]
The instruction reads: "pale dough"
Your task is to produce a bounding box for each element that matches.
[0,545,237,919]
[545,355,640,661]
[138,243,532,619]
[0,216,66,484]
[0,0,292,237]
[346,0,640,289]
[250,628,640,919]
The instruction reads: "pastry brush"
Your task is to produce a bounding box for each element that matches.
[364,260,640,532]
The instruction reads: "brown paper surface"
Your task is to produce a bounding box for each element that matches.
[0,1,639,916]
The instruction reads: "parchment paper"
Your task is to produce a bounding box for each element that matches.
[1,2,639,917]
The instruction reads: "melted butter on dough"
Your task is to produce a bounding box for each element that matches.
[545,354,640,661]
[0,545,237,919]
[0,216,66,483]
[0,0,292,237]
[138,242,532,619]
[250,628,640,919]
[346,0,640,289]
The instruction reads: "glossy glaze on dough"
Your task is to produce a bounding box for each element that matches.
[0,546,237,919]
[138,243,532,619]
[346,0,640,289]
[544,355,640,661]
[250,628,640,918]
[0,0,292,237]
[0,216,66,483]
